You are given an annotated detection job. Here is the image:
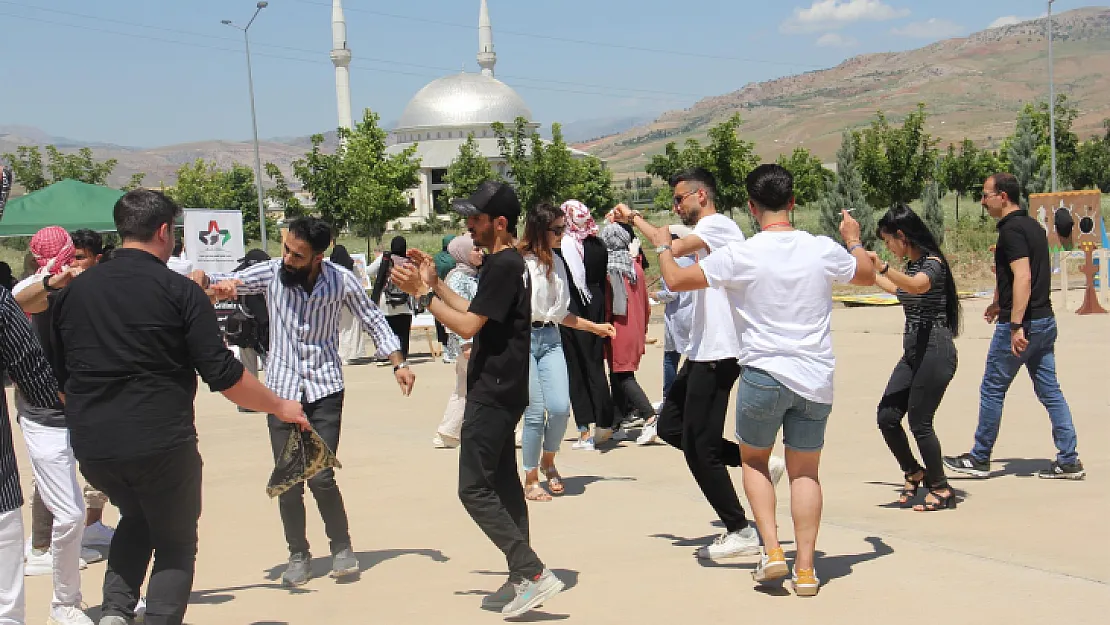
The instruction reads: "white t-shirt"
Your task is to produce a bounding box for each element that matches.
[699,230,857,404]
[524,254,571,324]
[685,213,746,361]
[167,254,193,276]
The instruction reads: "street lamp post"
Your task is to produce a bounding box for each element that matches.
[1047,0,1058,192]
[223,1,269,250]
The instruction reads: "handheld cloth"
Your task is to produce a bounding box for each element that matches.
[266,427,343,498]
[601,222,636,316]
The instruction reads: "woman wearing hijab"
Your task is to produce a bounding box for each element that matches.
[596,222,653,445]
[330,245,367,364]
[433,234,484,448]
[369,236,414,359]
[556,200,616,451]
[433,235,458,358]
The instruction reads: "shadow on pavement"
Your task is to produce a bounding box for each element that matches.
[556,475,635,496]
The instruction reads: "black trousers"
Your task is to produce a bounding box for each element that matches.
[608,370,655,428]
[878,326,958,489]
[386,314,412,359]
[458,401,544,582]
[657,359,749,533]
[81,443,203,625]
[435,320,449,347]
[560,325,614,430]
[268,391,351,556]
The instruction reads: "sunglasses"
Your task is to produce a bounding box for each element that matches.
[549,224,566,236]
[673,189,699,206]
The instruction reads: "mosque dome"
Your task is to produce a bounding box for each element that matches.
[394,72,533,131]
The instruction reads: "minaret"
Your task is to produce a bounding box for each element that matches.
[330,0,353,130]
[477,0,496,77]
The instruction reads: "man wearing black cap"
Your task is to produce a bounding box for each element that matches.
[391,181,565,618]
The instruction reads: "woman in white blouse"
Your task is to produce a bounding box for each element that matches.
[517,203,615,501]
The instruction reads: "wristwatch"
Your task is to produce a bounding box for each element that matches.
[393,361,410,372]
[879,262,891,275]
[655,244,672,254]
[43,275,59,292]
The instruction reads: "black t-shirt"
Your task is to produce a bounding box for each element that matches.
[14,290,66,428]
[995,209,1053,324]
[466,247,531,413]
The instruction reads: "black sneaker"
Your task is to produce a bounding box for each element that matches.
[282,551,311,587]
[1037,461,1086,480]
[943,453,990,478]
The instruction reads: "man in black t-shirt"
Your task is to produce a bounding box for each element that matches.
[944,173,1084,480]
[391,181,565,618]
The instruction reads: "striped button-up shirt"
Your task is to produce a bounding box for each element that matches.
[209,259,401,402]
[0,287,61,513]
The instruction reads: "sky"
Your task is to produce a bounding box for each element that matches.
[1,0,1093,147]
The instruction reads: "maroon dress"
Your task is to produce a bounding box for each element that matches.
[605,262,649,373]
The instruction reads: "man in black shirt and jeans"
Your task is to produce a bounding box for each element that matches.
[51,190,309,625]
[944,173,1084,480]
[392,181,565,619]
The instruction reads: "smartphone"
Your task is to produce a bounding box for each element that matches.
[390,254,412,268]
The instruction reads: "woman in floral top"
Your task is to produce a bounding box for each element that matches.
[433,234,484,448]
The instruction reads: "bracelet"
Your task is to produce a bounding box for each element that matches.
[879,262,890,275]
[393,361,410,372]
[847,243,864,254]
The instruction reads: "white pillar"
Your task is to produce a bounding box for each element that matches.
[331,0,354,130]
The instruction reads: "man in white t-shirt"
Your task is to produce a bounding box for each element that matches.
[613,167,781,561]
[650,164,875,597]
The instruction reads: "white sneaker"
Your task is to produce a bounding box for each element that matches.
[81,546,104,564]
[48,605,94,625]
[694,525,761,560]
[25,548,88,576]
[82,521,115,547]
[636,419,659,446]
[571,437,595,451]
[135,597,147,622]
[652,401,663,414]
[432,434,459,449]
[769,455,787,488]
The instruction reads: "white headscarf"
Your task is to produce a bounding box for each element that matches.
[560,200,598,303]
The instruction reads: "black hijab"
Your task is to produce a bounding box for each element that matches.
[330,244,355,272]
[371,236,407,304]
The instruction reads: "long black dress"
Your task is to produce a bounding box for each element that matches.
[556,236,614,431]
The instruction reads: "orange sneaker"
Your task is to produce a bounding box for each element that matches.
[752,547,789,583]
[792,568,820,597]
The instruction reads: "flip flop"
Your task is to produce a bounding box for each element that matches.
[542,467,565,496]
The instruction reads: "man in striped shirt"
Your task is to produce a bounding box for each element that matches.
[0,285,65,625]
[195,216,415,587]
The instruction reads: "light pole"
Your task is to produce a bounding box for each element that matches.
[222,1,269,249]
[1047,0,1058,192]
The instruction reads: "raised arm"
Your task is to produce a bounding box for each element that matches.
[392,250,489,340]
[191,260,277,297]
[0,288,59,408]
[13,268,83,315]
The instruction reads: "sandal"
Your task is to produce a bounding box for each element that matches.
[913,487,957,512]
[898,470,925,507]
[525,483,552,502]
[541,466,565,496]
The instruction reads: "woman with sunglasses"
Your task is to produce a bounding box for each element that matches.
[518,203,615,500]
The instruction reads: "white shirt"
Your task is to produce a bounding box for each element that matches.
[656,255,696,354]
[699,230,858,404]
[167,253,193,276]
[686,213,746,361]
[525,254,571,324]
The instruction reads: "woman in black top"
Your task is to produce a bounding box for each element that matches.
[871,204,961,512]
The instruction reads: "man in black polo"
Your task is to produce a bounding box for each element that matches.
[391,181,564,619]
[51,189,309,625]
[944,173,1084,480]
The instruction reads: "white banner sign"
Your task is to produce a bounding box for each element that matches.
[183,209,245,274]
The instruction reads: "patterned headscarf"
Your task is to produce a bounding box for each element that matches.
[562,200,598,244]
[601,222,636,316]
[30,226,75,276]
[561,199,598,303]
[447,234,479,278]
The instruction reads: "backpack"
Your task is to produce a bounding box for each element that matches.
[224,298,260,349]
[384,280,411,308]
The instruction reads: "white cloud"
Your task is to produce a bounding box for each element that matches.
[891,18,965,39]
[988,16,1023,29]
[816,32,860,47]
[782,0,911,34]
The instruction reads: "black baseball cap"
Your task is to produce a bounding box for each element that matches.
[451,181,521,223]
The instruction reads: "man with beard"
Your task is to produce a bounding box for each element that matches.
[191,216,415,586]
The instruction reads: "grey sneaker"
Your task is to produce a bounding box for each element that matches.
[330,547,359,578]
[480,580,516,611]
[501,569,565,618]
[282,551,311,587]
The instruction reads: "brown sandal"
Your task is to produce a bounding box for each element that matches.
[525,483,552,502]
[541,466,565,496]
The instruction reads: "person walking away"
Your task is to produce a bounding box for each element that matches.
[330,245,367,364]
[433,234,483,449]
[944,173,1085,480]
[518,204,615,500]
[651,163,876,596]
[391,181,565,618]
[555,200,615,451]
[51,189,309,625]
[194,216,414,587]
[434,235,458,360]
[369,237,415,359]
[871,204,961,511]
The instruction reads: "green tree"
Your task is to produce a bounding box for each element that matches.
[776,147,833,205]
[2,145,119,191]
[855,104,939,209]
[1072,119,1110,192]
[940,139,983,217]
[1027,95,1081,187]
[566,156,616,215]
[2,146,47,191]
[815,131,876,248]
[121,173,146,192]
[168,159,275,243]
[441,133,496,212]
[1007,108,1048,209]
[921,167,945,245]
[264,163,305,219]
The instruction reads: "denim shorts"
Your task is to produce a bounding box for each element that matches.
[735,366,832,452]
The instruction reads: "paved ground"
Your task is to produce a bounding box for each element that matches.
[15,295,1110,624]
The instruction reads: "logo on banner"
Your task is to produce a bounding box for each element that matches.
[199,220,232,246]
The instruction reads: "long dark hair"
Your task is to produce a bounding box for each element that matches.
[878,203,961,336]
[518,202,562,277]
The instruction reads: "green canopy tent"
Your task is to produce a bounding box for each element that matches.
[0,179,124,237]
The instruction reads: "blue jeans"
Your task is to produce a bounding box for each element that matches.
[972,317,1079,465]
[522,326,571,471]
[736,367,832,452]
[663,351,682,399]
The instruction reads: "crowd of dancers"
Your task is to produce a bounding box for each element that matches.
[0,161,1085,625]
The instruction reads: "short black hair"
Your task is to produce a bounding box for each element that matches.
[70,229,104,255]
[113,190,181,243]
[746,164,794,211]
[100,245,116,262]
[668,167,718,204]
[287,216,334,254]
[988,172,1022,206]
